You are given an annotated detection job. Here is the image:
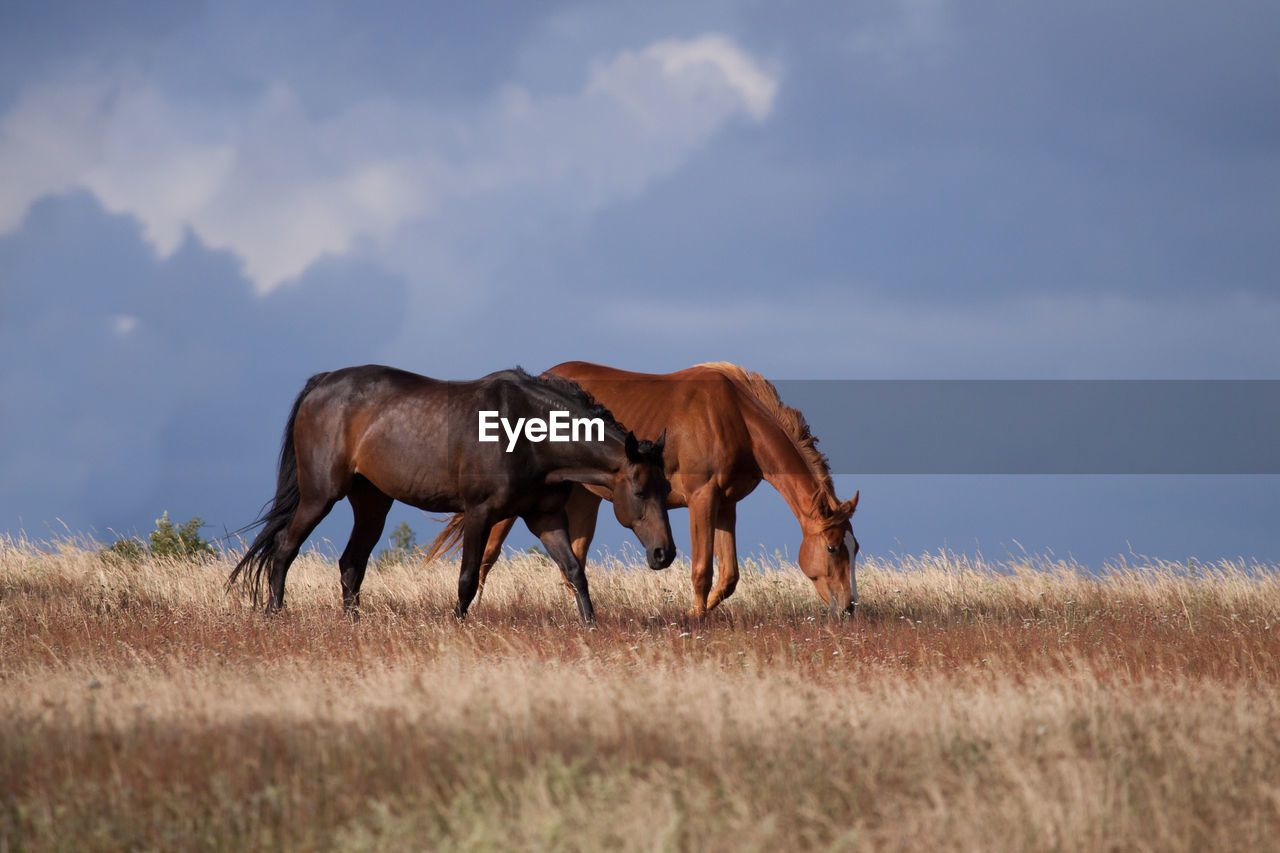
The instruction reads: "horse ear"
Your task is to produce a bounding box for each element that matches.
[625,431,641,462]
[653,429,667,454]
[842,490,860,518]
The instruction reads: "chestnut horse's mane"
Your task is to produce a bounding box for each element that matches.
[695,362,844,519]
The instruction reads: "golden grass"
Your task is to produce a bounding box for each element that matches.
[3,538,1280,851]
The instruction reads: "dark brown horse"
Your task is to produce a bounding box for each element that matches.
[229,365,675,621]
[426,362,859,618]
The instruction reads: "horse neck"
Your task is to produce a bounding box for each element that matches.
[745,408,830,533]
[547,426,625,475]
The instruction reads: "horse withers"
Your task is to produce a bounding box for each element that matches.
[228,365,675,622]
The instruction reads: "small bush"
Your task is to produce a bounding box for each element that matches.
[100,512,216,565]
[100,536,146,566]
[148,512,216,560]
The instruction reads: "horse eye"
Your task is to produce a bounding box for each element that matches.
[826,544,838,554]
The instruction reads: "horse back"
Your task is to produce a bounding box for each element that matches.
[547,362,762,503]
[291,365,495,510]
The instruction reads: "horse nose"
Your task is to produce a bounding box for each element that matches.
[650,546,673,569]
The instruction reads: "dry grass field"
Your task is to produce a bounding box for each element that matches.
[3,538,1280,851]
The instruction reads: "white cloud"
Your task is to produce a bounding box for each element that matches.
[646,34,779,121]
[81,80,238,257]
[0,34,778,293]
[588,34,777,128]
[111,314,139,336]
[0,78,109,234]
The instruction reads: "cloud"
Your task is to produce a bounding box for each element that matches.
[595,34,778,124]
[599,290,1280,378]
[0,191,409,539]
[847,0,952,68]
[0,77,109,234]
[0,33,777,294]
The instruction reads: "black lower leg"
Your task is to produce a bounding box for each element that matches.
[455,510,493,620]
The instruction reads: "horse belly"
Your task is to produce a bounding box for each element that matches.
[349,417,460,509]
[356,457,459,511]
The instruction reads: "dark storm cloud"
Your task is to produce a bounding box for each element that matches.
[1,2,1277,565]
[0,191,408,539]
[0,1,195,109]
[563,0,1280,307]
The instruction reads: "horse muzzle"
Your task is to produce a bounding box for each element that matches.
[828,593,857,621]
[649,545,675,570]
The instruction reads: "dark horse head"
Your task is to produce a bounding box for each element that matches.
[550,429,673,570]
[618,431,674,569]
[531,372,674,571]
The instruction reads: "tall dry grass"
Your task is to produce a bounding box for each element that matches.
[3,536,1280,851]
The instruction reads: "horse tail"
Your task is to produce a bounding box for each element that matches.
[227,372,329,606]
[422,512,466,564]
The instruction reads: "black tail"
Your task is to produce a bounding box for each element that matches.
[227,373,328,606]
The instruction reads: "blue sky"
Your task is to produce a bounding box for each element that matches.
[2,1,1277,567]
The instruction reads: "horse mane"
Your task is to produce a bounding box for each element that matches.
[500,367,631,441]
[421,368,646,567]
[695,362,846,521]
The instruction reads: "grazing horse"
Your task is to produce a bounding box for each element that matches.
[426,362,859,618]
[228,365,675,622]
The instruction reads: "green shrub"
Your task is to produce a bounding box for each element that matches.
[148,512,216,560]
[100,536,146,566]
[100,512,216,565]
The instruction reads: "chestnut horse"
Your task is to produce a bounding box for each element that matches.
[426,362,859,618]
[229,364,675,622]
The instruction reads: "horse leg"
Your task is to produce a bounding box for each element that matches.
[707,501,740,611]
[475,487,599,604]
[686,486,719,619]
[455,509,495,620]
[567,485,602,568]
[338,478,393,618]
[542,485,603,599]
[527,511,594,624]
[475,516,517,603]
[267,496,334,612]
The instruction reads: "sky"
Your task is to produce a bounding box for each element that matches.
[2,0,1278,569]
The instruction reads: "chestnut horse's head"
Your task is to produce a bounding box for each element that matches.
[798,490,860,618]
[610,430,675,571]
